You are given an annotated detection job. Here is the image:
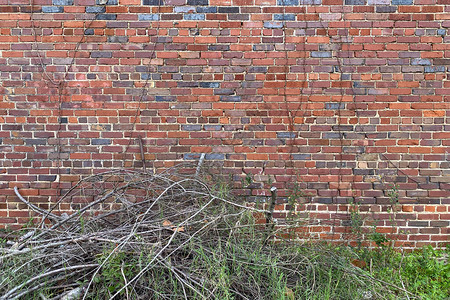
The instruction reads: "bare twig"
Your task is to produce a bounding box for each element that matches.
[1,264,98,300]
[14,186,62,222]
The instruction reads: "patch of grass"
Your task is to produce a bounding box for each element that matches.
[359,245,450,299]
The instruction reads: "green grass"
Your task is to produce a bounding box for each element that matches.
[2,230,448,299]
[359,245,450,300]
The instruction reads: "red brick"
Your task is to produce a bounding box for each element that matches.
[0,2,447,248]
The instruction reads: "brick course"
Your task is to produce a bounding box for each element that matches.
[0,0,449,247]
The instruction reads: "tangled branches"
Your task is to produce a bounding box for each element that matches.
[1,166,409,299]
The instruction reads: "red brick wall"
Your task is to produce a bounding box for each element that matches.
[0,0,449,247]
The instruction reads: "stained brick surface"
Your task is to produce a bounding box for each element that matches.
[0,0,449,247]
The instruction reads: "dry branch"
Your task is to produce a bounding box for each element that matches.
[1,166,408,299]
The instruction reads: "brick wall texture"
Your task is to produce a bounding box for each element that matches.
[0,0,449,248]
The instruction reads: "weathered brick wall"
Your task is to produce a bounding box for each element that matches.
[0,0,449,247]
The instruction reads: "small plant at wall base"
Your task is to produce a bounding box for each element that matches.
[343,184,404,250]
[285,181,312,241]
[346,197,365,249]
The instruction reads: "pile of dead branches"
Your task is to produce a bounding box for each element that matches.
[0,166,409,299]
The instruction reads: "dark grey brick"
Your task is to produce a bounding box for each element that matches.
[25,139,47,145]
[408,221,428,227]
[277,132,296,139]
[376,6,397,13]
[138,14,159,21]
[274,14,295,21]
[228,14,249,20]
[277,0,298,5]
[214,88,234,95]
[196,6,216,13]
[325,103,345,110]
[183,14,205,20]
[187,0,208,5]
[253,44,274,51]
[97,0,118,4]
[91,52,112,58]
[323,132,344,139]
[425,66,445,73]
[241,82,263,88]
[174,6,195,13]
[86,6,105,13]
[96,14,116,20]
[38,175,57,181]
[200,82,220,88]
[354,169,374,175]
[353,81,371,88]
[84,28,94,35]
[142,0,163,4]
[158,66,178,73]
[311,51,332,58]
[107,36,128,43]
[263,21,284,29]
[52,0,73,5]
[316,198,333,204]
[205,153,225,160]
[218,7,239,13]
[182,125,202,131]
[141,73,160,80]
[392,0,412,4]
[248,66,267,73]
[208,45,230,51]
[345,0,366,4]
[434,59,450,65]
[220,96,241,102]
[42,6,64,13]
[411,58,431,65]
[155,96,176,102]
[332,125,353,131]
[299,0,321,3]
[430,221,449,227]
[92,139,111,145]
[292,154,311,160]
